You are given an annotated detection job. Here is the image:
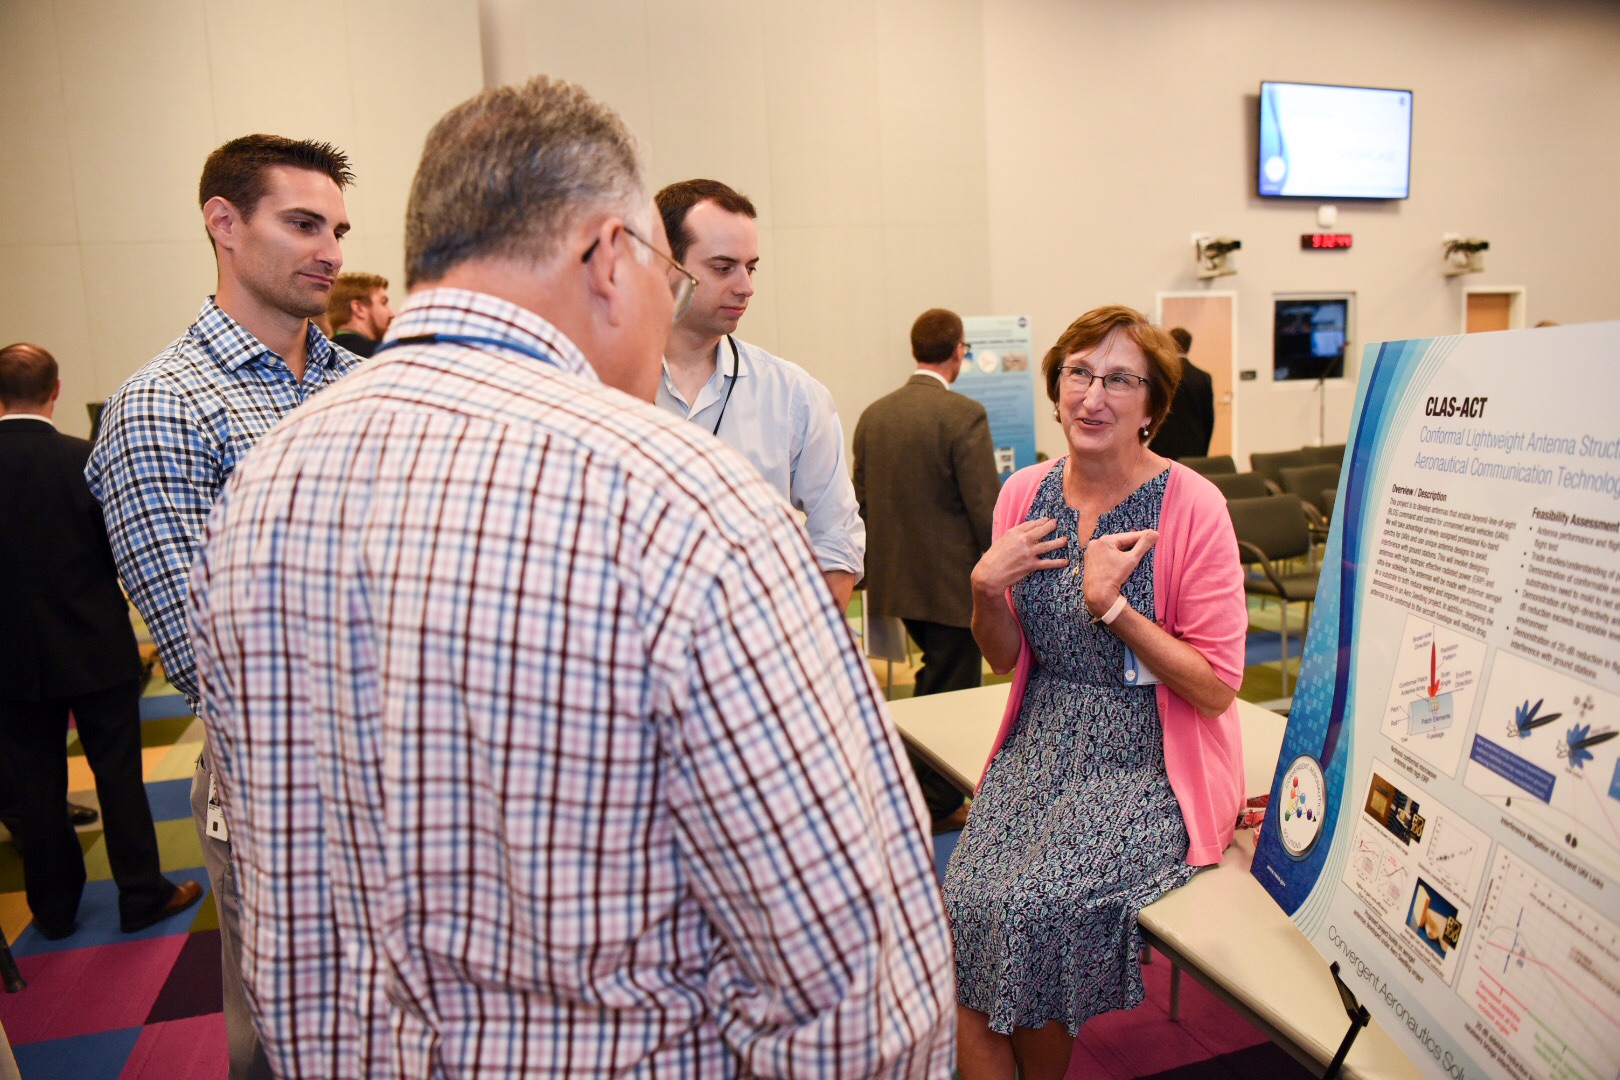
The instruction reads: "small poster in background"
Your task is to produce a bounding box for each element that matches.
[958,315,1038,481]
[1251,322,1620,1080]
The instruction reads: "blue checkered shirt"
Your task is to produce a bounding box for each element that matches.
[86,298,360,707]
[187,288,956,1078]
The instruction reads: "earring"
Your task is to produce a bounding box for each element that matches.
[1053,407,1061,421]
[1140,425,1151,440]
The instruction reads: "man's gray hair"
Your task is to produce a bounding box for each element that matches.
[404,76,647,287]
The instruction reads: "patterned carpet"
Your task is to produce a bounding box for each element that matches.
[0,597,1311,1078]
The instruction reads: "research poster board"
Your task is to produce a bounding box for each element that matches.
[1251,323,1620,1080]
[958,315,1038,480]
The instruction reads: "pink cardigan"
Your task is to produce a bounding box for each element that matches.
[979,458,1246,865]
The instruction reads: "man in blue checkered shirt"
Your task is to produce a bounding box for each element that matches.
[86,134,362,1080]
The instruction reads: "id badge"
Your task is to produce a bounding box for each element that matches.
[205,771,230,843]
[1122,643,1162,687]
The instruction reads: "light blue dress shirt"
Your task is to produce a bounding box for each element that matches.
[656,336,865,576]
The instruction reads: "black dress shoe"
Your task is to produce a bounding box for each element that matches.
[121,880,204,933]
[33,919,76,941]
[67,802,100,826]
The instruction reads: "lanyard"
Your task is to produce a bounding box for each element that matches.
[710,335,740,435]
[372,333,562,369]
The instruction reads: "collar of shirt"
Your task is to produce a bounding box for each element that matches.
[659,336,748,414]
[913,368,950,389]
[0,413,54,426]
[190,296,341,379]
[381,287,597,382]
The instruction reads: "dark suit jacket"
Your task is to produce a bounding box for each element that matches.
[0,418,140,701]
[331,330,377,358]
[1150,357,1215,461]
[853,373,1000,628]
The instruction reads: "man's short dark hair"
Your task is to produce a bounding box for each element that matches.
[0,342,59,409]
[1169,327,1193,354]
[198,135,355,243]
[911,308,964,365]
[656,180,757,264]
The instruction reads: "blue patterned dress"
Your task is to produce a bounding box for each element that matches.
[942,463,1196,1034]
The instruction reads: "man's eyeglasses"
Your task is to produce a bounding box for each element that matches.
[581,227,698,323]
[1059,365,1149,395]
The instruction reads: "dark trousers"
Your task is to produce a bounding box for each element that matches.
[901,619,983,696]
[0,679,171,932]
[901,619,983,821]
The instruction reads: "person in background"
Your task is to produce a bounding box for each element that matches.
[854,307,1000,832]
[87,134,361,1080]
[0,342,201,942]
[188,76,954,1078]
[943,305,1246,1079]
[655,179,864,612]
[0,769,101,853]
[326,271,395,357]
[1148,326,1214,461]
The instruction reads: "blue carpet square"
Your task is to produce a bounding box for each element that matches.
[1244,630,1294,666]
[143,777,193,823]
[13,1026,143,1080]
[11,868,210,956]
[139,693,193,721]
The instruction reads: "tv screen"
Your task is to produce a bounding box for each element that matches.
[1274,299,1349,381]
[1258,81,1412,199]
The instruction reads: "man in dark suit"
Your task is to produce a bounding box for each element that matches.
[1149,326,1215,460]
[0,343,201,939]
[854,309,1001,828]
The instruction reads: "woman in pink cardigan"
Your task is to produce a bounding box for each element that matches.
[942,306,1247,1079]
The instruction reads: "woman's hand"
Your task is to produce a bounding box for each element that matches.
[1081,529,1157,618]
[971,518,1069,596]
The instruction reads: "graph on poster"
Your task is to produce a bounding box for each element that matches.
[1458,847,1620,1080]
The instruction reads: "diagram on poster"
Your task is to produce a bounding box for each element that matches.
[1342,759,1490,986]
[1464,649,1620,880]
[1457,847,1620,1080]
[1380,613,1486,776]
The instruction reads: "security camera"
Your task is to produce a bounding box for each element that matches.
[1193,234,1241,279]
[1442,236,1489,277]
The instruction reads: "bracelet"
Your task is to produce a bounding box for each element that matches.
[1092,594,1128,626]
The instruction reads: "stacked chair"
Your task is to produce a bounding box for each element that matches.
[1226,493,1319,709]
[1181,454,1236,476]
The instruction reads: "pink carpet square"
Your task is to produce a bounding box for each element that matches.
[0,933,187,1044]
[120,1014,229,1080]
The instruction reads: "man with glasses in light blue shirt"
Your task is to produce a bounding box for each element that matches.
[655,179,864,612]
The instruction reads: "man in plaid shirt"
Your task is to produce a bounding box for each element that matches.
[87,135,362,1079]
[188,78,955,1077]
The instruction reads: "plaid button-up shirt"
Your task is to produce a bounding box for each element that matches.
[86,298,360,707]
[188,288,955,1078]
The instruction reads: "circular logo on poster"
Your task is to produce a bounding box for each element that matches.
[1278,754,1327,859]
[976,349,999,375]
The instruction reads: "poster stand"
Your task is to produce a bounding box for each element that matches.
[1323,961,1369,1079]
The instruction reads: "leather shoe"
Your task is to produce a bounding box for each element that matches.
[33,919,76,941]
[67,801,100,826]
[122,881,203,933]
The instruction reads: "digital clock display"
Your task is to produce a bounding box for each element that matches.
[1302,233,1353,250]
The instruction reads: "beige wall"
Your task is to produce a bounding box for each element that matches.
[982,0,1620,466]
[4,0,1616,461]
[0,0,484,438]
[479,0,995,444]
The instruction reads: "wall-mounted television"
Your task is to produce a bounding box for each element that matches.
[1258,81,1412,200]
[1274,297,1349,381]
